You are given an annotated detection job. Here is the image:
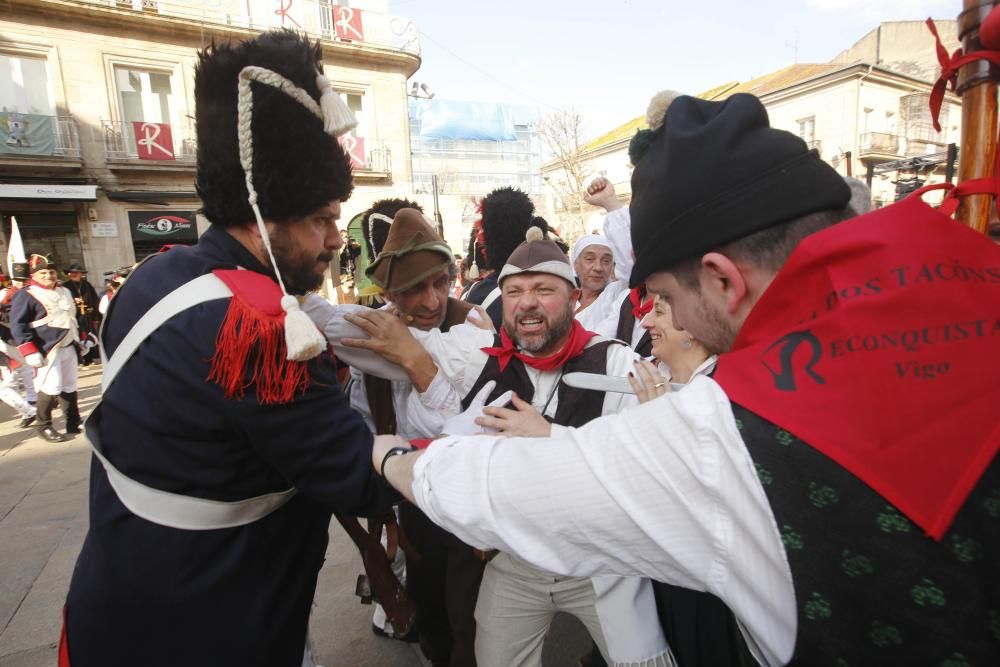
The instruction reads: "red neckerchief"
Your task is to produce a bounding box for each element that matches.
[482,320,597,372]
[28,279,54,290]
[630,285,653,320]
[713,192,1000,540]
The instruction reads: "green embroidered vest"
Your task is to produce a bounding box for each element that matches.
[731,403,1000,666]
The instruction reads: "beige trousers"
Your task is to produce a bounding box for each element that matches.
[474,552,609,667]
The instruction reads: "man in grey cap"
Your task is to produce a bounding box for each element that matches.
[366,91,999,666]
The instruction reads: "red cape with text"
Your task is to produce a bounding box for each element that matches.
[714,194,1000,539]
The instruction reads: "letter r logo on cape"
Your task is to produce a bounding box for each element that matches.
[761,330,826,391]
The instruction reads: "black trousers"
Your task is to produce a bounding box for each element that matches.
[399,503,485,667]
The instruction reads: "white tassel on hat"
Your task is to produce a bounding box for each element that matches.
[316,73,358,137]
[237,65,337,361]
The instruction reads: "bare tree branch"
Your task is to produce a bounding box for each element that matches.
[538,109,591,242]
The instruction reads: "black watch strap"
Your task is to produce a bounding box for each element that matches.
[379,446,413,478]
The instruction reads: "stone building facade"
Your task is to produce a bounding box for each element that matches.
[0,0,420,286]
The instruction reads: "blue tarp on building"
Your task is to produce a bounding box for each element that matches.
[409,99,539,141]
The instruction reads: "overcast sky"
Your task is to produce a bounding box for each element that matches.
[390,0,956,137]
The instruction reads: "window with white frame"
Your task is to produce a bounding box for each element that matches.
[340,90,367,139]
[796,116,815,144]
[111,64,186,157]
[114,66,177,126]
[0,53,55,115]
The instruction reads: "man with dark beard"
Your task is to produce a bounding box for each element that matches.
[62,31,396,667]
[310,228,669,667]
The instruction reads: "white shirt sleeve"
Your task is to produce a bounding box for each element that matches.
[575,281,627,333]
[602,208,633,281]
[407,368,461,436]
[411,375,796,667]
[588,288,631,341]
[299,296,409,381]
[411,323,493,398]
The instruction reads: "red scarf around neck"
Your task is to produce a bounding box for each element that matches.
[713,193,1000,540]
[482,319,596,372]
[630,286,653,320]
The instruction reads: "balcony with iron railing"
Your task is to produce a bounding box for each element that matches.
[102,119,196,168]
[345,138,392,182]
[74,0,420,57]
[0,115,82,167]
[859,132,901,161]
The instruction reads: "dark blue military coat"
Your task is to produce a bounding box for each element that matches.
[65,225,396,666]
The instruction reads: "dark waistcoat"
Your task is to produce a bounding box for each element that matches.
[461,338,618,428]
[615,293,653,358]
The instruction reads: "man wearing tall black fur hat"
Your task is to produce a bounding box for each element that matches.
[368,91,999,666]
[62,30,397,667]
[10,253,80,442]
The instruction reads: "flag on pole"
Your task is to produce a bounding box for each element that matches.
[7,216,26,278]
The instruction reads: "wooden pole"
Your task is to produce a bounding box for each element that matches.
[955,0,1000,235]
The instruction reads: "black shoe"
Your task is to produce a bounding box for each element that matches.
[38,427,66,443]
[66,424,81,435]
[17,415,36,428]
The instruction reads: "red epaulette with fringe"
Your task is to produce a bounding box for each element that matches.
[207,269,311,406]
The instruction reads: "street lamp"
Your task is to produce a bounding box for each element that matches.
[409,81,434,99]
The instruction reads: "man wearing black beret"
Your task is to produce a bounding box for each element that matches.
[369,91,999,666]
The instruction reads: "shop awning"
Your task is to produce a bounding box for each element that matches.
[0,184,97,200]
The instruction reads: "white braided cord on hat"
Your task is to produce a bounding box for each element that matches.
[235,65,358,361]
[367,212,393,256]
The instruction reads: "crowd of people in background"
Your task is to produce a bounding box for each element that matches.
[0,257,135,441]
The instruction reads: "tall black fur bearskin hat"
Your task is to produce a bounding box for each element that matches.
[360,198,424,258]
[194,29,356,228]
[480,187,541,272]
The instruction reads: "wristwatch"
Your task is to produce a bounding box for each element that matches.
[379,446,413,478]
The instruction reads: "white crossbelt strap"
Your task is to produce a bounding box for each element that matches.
[88,271,298,530]
[101,273,232,392]
[2,341,25,365]
[88,416,299,531]
[480,286,501,312]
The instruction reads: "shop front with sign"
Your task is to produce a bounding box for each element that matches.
[1,210,83,274]
[127,210,198,261]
